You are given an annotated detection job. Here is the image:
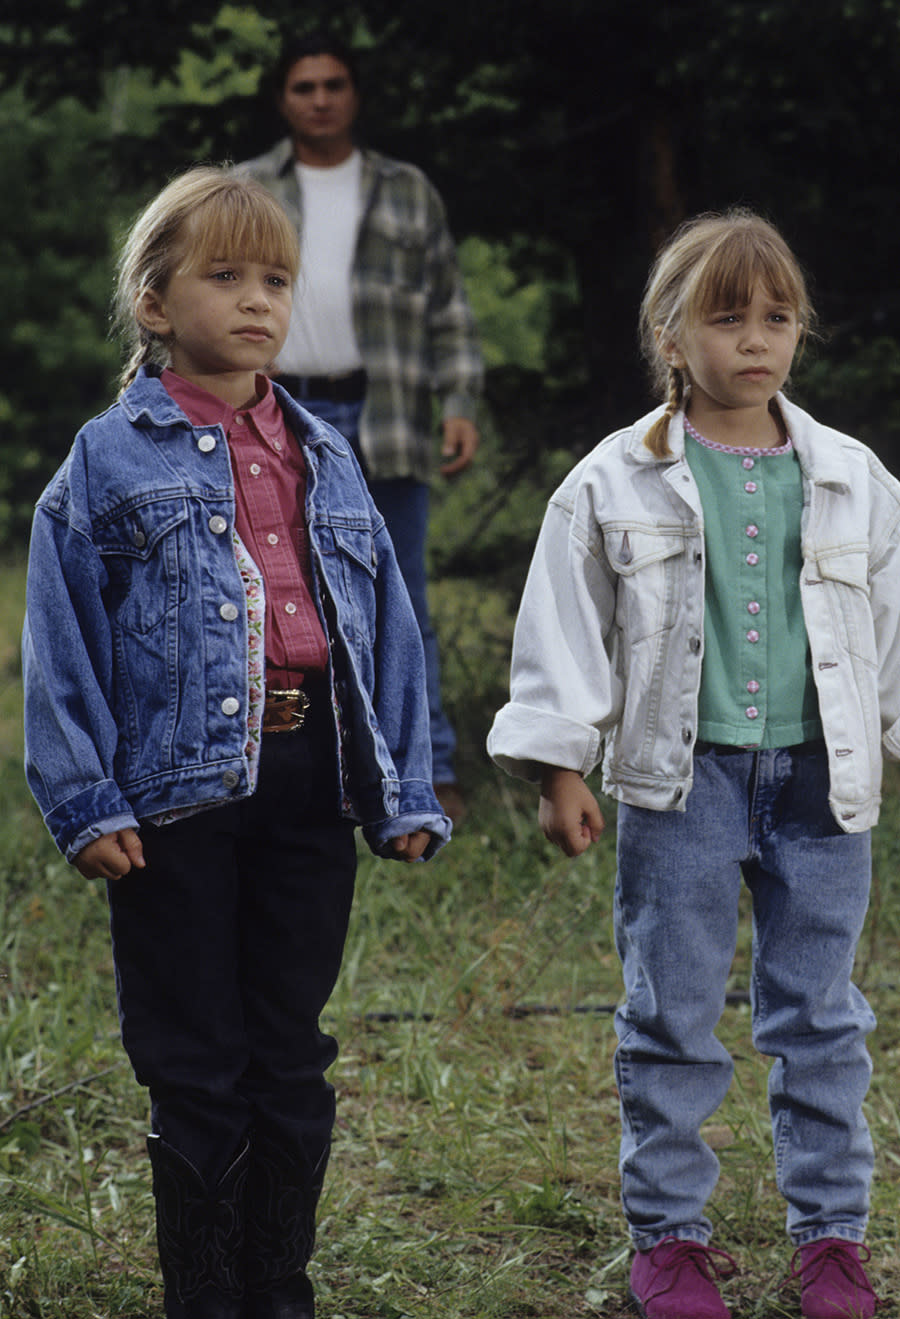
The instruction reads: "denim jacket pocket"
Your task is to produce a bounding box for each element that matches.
[95,497,189,635]
[316,519,378,640]
[811,550,876,665]
[612,528,691,642]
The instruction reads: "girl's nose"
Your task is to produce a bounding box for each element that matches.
[242,283,271,311]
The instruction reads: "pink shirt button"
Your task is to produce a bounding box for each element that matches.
[747,601,761,615]
[744,481,758,493]
[746,524,759,538]
[747,680,760,694]
[746,552,759,566]
[746,706,759,719]
[742,457,755,470]
[747,629,760,643]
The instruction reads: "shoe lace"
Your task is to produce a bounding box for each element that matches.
[648,1238,739,1299]
[784,1240,880,1309]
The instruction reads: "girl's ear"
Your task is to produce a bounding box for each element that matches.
[654,325,685,370]
[135,288,172,339]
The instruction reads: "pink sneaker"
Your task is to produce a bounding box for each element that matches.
[788,1239,880,1318]
[630,1237,737,1318]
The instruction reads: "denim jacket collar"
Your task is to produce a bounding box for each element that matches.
[121,368,348,459]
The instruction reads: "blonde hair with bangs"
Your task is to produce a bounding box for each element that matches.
[114,165,301,392]
[639,209,814,457]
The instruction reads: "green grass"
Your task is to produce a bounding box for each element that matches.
[1,555,899,1317]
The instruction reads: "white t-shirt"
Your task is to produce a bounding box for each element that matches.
[277,150,364,376]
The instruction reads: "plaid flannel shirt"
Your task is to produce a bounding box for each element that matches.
[237,140,483,482]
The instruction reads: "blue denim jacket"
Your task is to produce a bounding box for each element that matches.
[23,369,450,861]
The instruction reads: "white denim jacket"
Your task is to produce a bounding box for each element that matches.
[488,396,900,833]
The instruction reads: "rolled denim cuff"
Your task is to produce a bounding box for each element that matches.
[65,813,140,864]
[364,811,452,861]
[43,779,137,860]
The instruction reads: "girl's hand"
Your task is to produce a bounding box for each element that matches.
[74,828,145,880]
[538,767,604,857]
[391,830,432,862]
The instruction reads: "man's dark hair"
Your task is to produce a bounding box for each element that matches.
[272,31,361,96]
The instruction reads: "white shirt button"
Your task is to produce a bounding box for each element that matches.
[198,435,217,453]
[284,602,297,615]
[233,415,246,427]
[274,440,283,452]
[221,697,240,716]
[209,515,228,535]
[220,602,239,622]
[250,463,262,476]
[267,533,279,546]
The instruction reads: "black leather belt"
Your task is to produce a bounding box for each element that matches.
[275,370,367,403]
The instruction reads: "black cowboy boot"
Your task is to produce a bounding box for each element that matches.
[244,1130,329,1319]
[147,1133,248,1319]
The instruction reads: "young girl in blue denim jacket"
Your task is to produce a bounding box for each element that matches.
[23,166,450,1319]
[489,211,900,1319]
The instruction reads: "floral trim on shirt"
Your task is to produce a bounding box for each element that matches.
[147,532,265,826]
[684,417,794,456]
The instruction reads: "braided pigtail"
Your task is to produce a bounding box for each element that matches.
[118,325,166,394]
[643,364,684,458]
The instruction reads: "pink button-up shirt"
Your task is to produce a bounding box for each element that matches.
[161,370,329,687]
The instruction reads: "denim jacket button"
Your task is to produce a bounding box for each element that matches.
[198,435,217,453]
[221,697,240,716]
[219,603,239,622]
[222,770,240,789]
[209,515,228,535]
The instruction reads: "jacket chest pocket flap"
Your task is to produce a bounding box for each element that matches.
[95,498,189,635]
[810,548,874,662]
[611,527,691,641]
[364,208,427,288]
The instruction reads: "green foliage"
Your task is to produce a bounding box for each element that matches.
[0,91,126,544]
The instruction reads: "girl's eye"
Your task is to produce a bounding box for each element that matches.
[266,274,289,288]
[210,269,237,281]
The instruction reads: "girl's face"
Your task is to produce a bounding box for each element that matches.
[137,242,293,407]
[665,282,801,431]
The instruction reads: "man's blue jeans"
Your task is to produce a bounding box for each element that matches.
[614,741,875,1250]
[301,396,457,785]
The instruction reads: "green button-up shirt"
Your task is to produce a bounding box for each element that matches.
[685,427,823,748]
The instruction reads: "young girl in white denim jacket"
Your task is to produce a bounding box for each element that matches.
[23,167,449,1319]
[488,210,900,1319]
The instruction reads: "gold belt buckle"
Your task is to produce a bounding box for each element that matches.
[270,688,310,732]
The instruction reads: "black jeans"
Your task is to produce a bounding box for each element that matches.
[108,699,357,1185]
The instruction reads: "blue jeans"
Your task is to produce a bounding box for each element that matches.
[300,395,457,784]
[614,742,876,1250]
